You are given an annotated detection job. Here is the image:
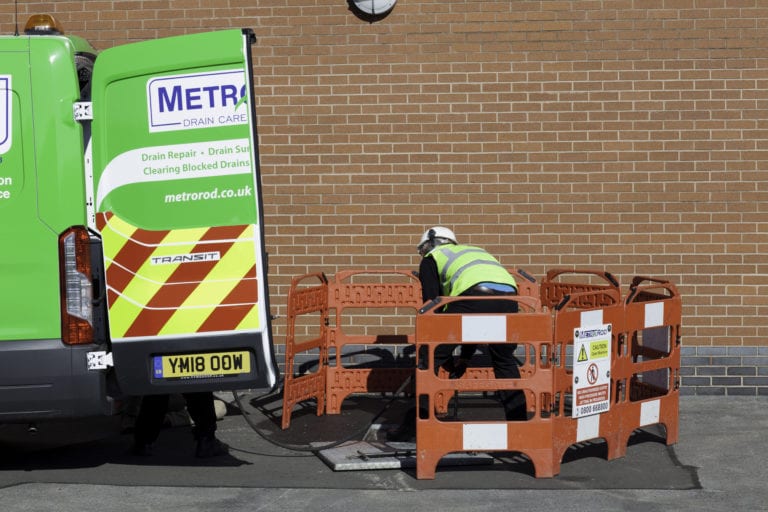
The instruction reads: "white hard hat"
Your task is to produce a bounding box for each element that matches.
[418,226,458,253]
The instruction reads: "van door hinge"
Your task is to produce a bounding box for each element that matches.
[74,102,93,121]
[87,351,113,370]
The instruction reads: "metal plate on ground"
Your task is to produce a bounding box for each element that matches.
[317,440,495,471]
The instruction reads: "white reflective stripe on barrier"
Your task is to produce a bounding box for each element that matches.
[581,309,603,326]
[461,315,507,342]
[462,423,508,450]
[640,399,661,426]
[645,302,664,328]
[577,414,600,442]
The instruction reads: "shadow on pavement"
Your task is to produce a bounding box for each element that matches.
[0,390,700,490]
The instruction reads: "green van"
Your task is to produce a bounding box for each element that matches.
[0,15,278,422]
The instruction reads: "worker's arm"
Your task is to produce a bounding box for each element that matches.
[418,257,441,303]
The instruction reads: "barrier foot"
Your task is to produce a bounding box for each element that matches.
[281,409,291,430]
[606,438,627,461]
[280,392,294,430]
[664,420,679,445]
[604,430,625,461]
[527,449,559,478]
[663,399,680,445]
[415,449,441,479]
[280,393,325,430]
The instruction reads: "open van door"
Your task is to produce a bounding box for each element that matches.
[88,29,279,395]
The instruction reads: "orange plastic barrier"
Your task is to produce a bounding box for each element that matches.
[282,267,681,480]
[414,294,554,479]
[540,268,621,310]
[413,269,682,479]
[324,270,422,414]
[281,270,421,428]
[615,276,681,450]
[281,272,330,429]
[544,273,680,472]
[546,270,627,475]
[283,269,538,426]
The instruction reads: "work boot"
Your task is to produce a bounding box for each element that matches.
[195,436,228,458]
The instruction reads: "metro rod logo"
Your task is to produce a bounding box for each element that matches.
[147,70,248,133]
[0,76,11,154]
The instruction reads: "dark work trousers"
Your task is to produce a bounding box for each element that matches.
[133,392,217,445]
[433,290,528,421]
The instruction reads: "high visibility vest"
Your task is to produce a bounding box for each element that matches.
[427,244,517,297]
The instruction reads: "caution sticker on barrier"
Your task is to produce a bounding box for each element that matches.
[573,323,612,418]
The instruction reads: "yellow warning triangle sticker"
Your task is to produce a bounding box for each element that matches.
[577,344,588,362]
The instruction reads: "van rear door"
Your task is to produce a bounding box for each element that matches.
[89,29,278,395]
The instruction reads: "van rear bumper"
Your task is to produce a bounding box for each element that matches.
[0,339,114,423]
[111,332,279,396]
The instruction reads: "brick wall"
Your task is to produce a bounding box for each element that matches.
[681,345,768,396]
[4,1,768,392]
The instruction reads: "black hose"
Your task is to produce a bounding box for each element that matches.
[233,374,413,453]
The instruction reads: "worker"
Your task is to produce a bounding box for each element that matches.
[129,392,228,458]
[387,226,528,441]
[417,226,527,419]
[387,227,527,441]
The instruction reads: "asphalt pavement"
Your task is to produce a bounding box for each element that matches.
[0,394,765,511]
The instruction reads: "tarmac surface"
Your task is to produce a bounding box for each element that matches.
[0,394,765,511]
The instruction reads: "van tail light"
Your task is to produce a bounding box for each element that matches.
[59,227,95,345]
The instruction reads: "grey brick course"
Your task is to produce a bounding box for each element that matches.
[727,366,756,376]
[681,377,711,387]
[696,386,726,396]
[712,377,742,386]
[727,387,757,396]
[697,347,728,356]
[727,346,758,356]
[276,343,768,396]
[697,366,726,376]
[678,345,768,396]
[681,356,710,366]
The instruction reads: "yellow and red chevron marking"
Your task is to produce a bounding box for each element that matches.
[96,212,261,340]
